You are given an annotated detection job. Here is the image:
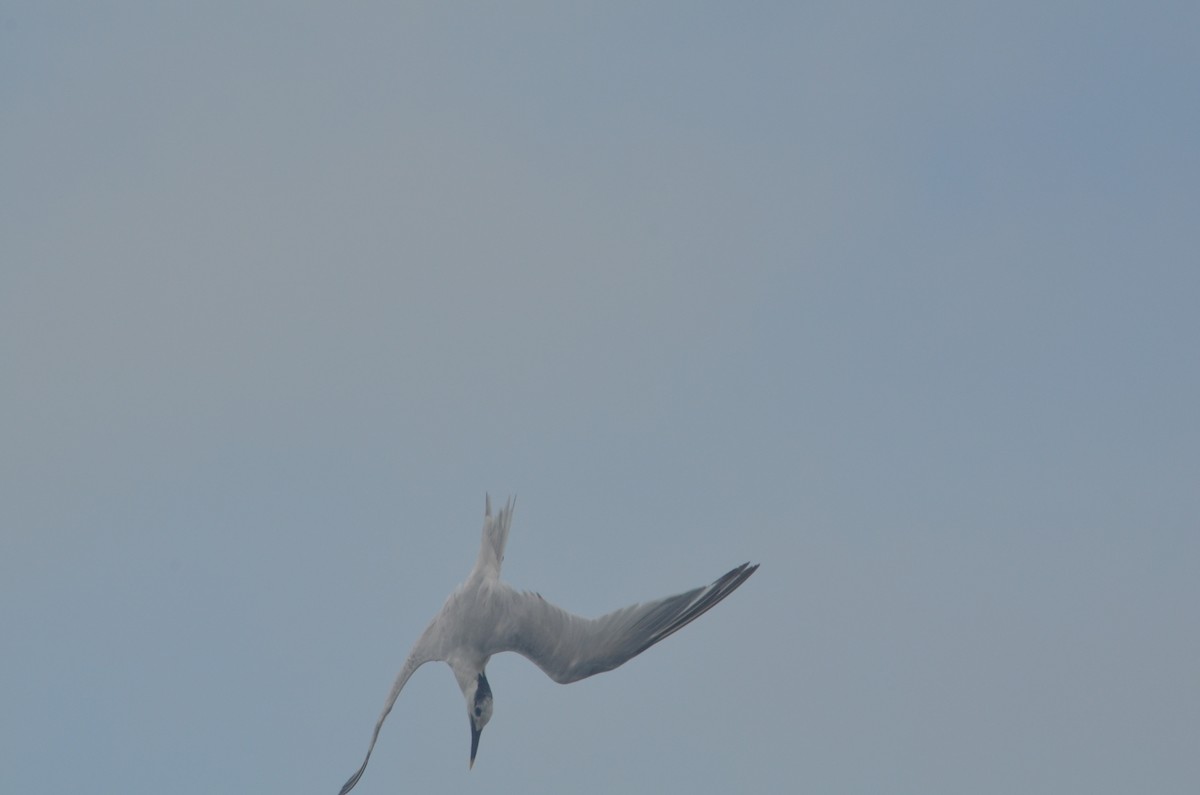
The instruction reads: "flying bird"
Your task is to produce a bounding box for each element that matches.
[336,496,758,793]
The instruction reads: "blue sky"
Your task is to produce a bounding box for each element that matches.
[3,3,1198,793]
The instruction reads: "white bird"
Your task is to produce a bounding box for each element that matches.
[336,496,758,793]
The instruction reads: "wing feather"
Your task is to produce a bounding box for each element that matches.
[491,562,758,684]
[337,642,435,794]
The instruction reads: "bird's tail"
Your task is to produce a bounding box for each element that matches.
[475,494,515,577]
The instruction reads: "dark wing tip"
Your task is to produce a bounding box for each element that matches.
[338,767,364,795]
[627,560,760,657]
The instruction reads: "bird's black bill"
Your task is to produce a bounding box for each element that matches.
[469,721,482,769]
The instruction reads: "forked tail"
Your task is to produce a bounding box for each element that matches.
[474,494,515,577]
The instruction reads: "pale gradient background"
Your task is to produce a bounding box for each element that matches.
[3,3,1198,794]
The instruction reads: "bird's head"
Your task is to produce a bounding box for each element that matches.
[466,672,493,768]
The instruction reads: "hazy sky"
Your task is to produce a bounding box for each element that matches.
[3,3,1198,794]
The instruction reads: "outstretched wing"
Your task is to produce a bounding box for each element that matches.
[337,643,435,795]
[490,562,758,684]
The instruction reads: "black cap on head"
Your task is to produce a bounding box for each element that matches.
[469,673,491,768]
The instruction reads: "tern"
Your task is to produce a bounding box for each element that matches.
[336,496,757,793]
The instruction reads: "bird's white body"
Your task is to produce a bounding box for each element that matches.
[337,496,757,794]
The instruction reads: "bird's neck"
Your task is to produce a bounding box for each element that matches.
[449,656,486,697]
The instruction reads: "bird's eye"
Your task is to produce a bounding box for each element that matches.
[475,707,482,717]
